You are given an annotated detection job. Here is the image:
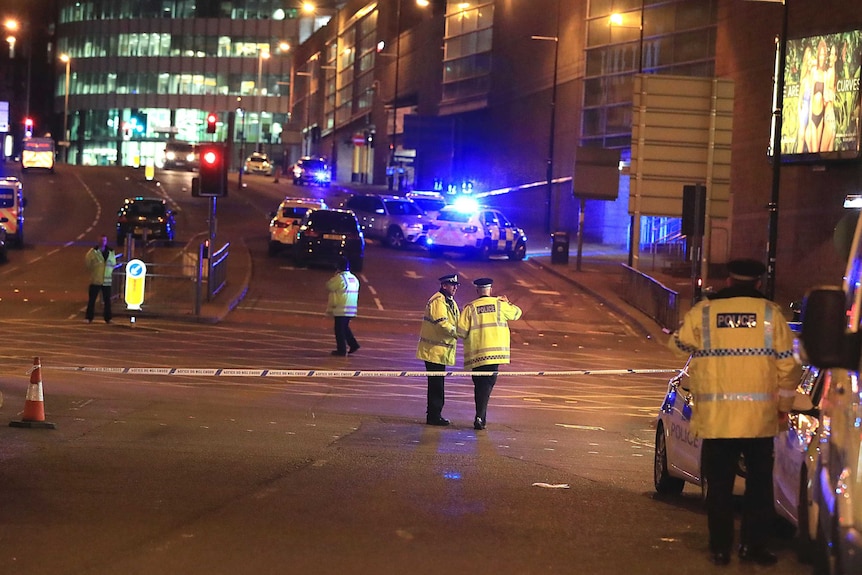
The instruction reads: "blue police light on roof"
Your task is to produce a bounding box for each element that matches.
[452,196,479,213]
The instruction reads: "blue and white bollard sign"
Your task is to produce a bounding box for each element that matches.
[124,259,147,310]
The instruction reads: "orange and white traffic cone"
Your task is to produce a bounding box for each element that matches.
[9,356,56,429]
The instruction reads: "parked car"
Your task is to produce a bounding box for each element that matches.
[654,358,824,561]
[268,197,328,256]
[341,194,428,249]
[294,208,365,273]
[116,197,175,247]
[425,204,527,260]
[0,176,25,247]
[244,152,274,176]
[292,156,332,187]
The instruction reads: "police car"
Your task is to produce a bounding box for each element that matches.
[0,177,25,247]
[654,358,822,559]
[268,197,328,256]
[425,200,527,260]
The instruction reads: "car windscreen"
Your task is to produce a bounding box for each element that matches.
[131,202,166,217]
[307,211,358,233]
[412,198,445,212]
[435,209,472,223]
[281,207,311,219]
[301,160,327,170]
[385,200,423,216]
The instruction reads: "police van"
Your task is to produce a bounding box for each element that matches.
[0,177,25,247]
[425,201,527,260]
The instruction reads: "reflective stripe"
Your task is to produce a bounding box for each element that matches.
[699,392,775,403]
[701,306,711,349]
[692,348,778,358]
[764,305,774,349]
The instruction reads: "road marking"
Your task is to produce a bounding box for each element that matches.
[555,423,606,431]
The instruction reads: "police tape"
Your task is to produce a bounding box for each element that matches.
[46,367,680,378]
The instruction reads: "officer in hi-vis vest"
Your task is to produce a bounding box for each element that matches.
[457,277,522,430]
[416,274,461,426]
[667,258,800,567]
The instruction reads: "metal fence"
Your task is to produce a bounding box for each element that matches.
[620,264,680,332]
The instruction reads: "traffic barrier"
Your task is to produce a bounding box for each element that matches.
[9,357,57,429]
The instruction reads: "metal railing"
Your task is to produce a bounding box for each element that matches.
[620,263,680,332]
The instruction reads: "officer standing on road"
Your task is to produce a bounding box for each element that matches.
[84,234,117,324]
[326,257,360,356]
[667,258,800,567]
[416,274,461,426]
[457,277,522,430]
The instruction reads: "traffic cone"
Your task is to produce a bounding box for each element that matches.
[9,357,56,429]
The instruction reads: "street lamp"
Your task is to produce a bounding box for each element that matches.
[60,53,71,162]
[257,48,271,148]
[294,70,313,156]
[4,18,32,118]
[531,0,562,235]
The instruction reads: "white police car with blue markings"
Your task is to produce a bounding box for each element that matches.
[654,357,823,560]
[425,199,527,260]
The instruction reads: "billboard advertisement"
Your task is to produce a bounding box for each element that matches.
[780,30,862,161]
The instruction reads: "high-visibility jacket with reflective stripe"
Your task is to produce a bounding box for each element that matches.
[668,288,801,439]
[457,296,522,369]
[85,247,117,286]
[326,271,359,317]
[416,291,460,366]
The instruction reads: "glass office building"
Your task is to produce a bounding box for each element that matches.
[54,0,340,167]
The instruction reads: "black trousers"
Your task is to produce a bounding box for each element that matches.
[425,361,445,419]
[86,284,112,322]
[471,364,498,421]
[702,437,775,553]
[333,316,358,353]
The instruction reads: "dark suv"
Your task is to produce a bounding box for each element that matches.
[294,209,365,272]
[292,156,331,187]
[116,197,175,247]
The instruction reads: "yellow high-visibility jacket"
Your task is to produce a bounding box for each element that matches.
[667,287,801,439]
[325,271,359,317]
[416,291,460,366]
[85,247,117,286]
[457,296,522,369]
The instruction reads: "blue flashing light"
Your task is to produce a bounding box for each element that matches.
[443,471,461,480]
[452,196,479,214]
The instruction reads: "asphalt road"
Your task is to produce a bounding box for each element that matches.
[0,163,810,574]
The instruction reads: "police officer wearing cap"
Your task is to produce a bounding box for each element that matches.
[457,277,522,430]
[667,258,801,567]
[416,274,461,426]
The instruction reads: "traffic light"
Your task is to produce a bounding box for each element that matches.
[193,144,228,197]
[206,112,218,134]
[23,117,33,138]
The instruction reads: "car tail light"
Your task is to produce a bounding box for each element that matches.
[118,216,128,223]
[273,221,289,229]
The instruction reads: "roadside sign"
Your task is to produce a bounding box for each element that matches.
[124,259,147,310]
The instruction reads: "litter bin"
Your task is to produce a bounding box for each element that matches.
[551,231,569,264]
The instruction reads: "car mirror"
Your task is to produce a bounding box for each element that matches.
[802,286,859,369]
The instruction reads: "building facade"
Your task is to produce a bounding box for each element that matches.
[53,0,341,168]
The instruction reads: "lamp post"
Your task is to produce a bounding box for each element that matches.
[60,53,71,162]
[256,49,270,149]
[531,0,562,235]
[610,5,645,267]
[4,19,32,119]
[294,70,313,156]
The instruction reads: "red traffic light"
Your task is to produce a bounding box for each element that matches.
[202,149,219,165]
[194,144,228,197]
[24,118,33,127]
[206,112,218,134]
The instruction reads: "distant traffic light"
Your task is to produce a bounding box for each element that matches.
[193,144,228,197]
[206,112,218,134]
[23,117,33,138]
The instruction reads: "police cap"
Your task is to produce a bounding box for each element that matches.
[727,258,766,281]
[473,277,493,288]
[438,274,460,285]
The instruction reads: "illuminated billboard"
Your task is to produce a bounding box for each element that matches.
[780,30,862,161]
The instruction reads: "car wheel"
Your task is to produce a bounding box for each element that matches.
[386,227,406,249]
[508,241,527,261]
[476,241,491,260]
[428,246,443,258]
[654,424,685,495]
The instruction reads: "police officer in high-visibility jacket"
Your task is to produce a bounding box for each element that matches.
[326,257,360,356]
[417,274,461,426]
[667,258,800,567]
[457,277,522,430]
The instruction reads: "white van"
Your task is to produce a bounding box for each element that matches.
[0,177,25,246]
